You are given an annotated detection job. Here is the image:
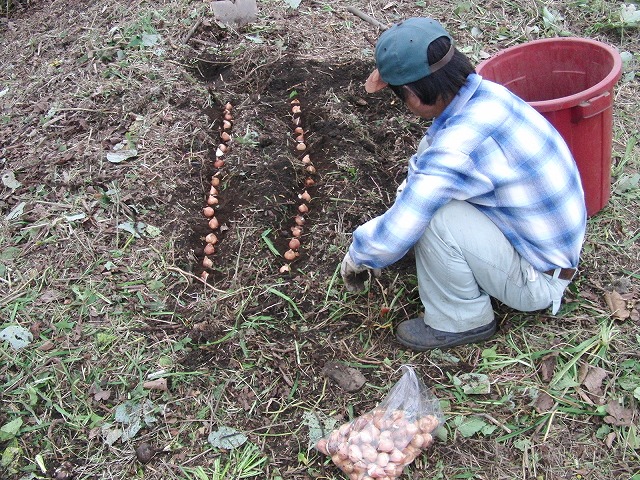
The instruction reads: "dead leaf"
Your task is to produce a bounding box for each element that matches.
[534,391,555,413]
[88,383,112,401]
[605,431,616,448]
[143,378,168,392]
[38,289,66,303]
[321,361,366,392]
[539,353,558,383]
[603,400,634,426]
[604,290,630,320]
[580,365,608,396]
[37,340,56,352]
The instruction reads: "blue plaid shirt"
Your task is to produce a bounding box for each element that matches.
[350,73,586,272]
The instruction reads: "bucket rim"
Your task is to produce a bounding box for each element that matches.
[477,37,623,112]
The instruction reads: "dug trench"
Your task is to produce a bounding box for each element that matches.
[167,57,445,473]
[174,56,425,342]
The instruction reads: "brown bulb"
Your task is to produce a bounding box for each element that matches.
[204,243,215,255]
[225,102,233,111]
[202,256,214,268]
[296,142,306,151]
[289,238,301,250]
[214,159,225,168]
[207,196,219,206]
[304,178,315,187]
[211,176,220,187]
[306,165,316,174]
[298,204,309,214]
[205,233,218,245]
[208,217,219,229]
[294,127,304,134]
[299,190,311,202]
[220,131,231,142]
[294,215,306,226]
[222,120,232,130]
[301,154,312,164]
[284,249,298,261]
[203,206,215,217]
[291,226,303,237]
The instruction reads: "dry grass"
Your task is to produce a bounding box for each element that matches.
[1,0,639,479]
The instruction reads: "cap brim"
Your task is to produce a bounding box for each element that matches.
[364,69,388,93]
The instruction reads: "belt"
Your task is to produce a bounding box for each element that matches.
[544,268,577,281]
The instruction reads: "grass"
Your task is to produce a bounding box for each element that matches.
[1,0,640,479]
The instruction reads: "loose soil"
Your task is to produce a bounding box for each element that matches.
[1,1,639,479]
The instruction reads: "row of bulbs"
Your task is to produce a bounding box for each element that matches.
[199,102,234,282]
[280,98,317,273]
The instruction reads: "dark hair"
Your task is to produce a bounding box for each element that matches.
[389,36,475,105]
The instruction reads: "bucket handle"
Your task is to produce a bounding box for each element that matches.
[571,91,611,123]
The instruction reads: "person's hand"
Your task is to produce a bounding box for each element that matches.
[341,251,381,292]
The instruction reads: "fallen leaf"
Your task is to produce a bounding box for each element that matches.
[581,365,608,396]
[452,373,491,395]
[208,426,247,449]
[143,378,168,392]
[321,361,366,392]
[534,391,555,413]
[603,400,634,426]
[604,290,630,320]
[605,431,616,448]
[37,340,56,352]
[539,353,558,383]
[106,147,138,163]
[0,325,33,350]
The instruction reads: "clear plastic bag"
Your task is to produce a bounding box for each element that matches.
[316,365,442,480]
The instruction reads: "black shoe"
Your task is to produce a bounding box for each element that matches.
[396,318,496,351]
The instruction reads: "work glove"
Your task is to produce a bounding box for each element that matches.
[341,251,381,292]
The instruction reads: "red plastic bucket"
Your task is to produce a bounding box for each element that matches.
[477,37,622,216]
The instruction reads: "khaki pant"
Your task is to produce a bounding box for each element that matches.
[414,200,571,333]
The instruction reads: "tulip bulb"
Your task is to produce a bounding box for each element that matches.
[284,249,298,261]
[220,131,231,142]
[299,190,311,202]
[202,256,214,268]
[204,243,215,255]
[288,238,301,250]
[203,206,215,217]
[205,233,218,244]
[208,217,219,229]
[298,204,309,214]
[296,142,306,151]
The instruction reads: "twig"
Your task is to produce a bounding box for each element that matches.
[346,6,389,31]
[182,18,202,44]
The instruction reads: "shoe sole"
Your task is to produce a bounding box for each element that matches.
[396,325,496,351]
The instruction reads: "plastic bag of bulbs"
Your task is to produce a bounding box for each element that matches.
[315,365,442,480]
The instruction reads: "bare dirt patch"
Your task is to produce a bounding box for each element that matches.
[1,1,639,480]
